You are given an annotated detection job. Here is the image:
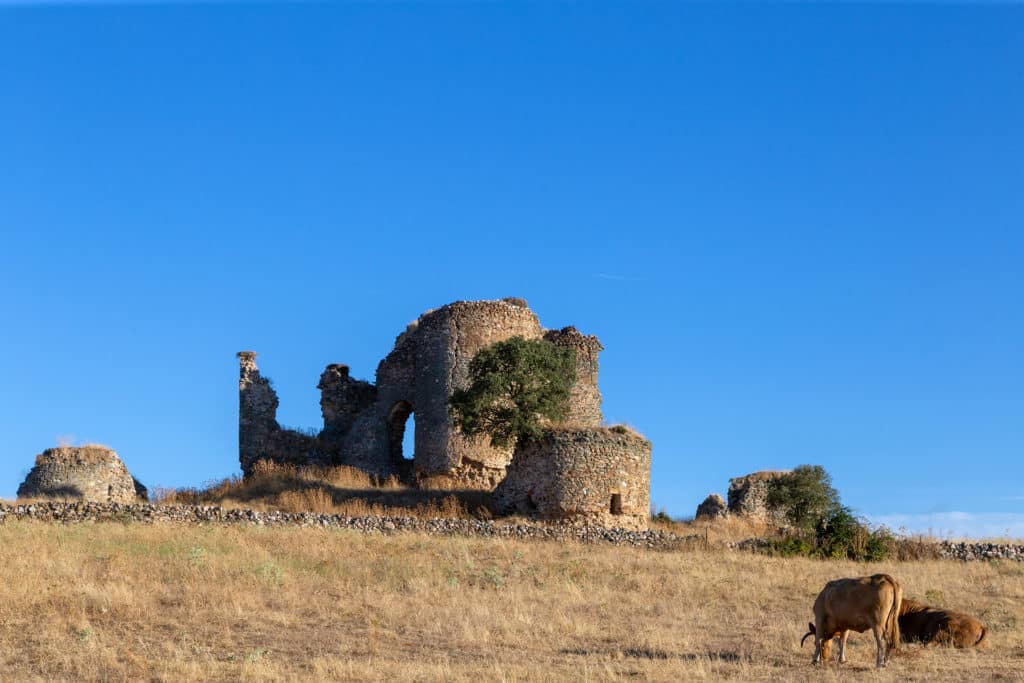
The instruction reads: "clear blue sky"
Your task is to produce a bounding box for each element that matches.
[1,2,1021,537]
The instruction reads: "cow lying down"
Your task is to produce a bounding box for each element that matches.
[899,597,988,648]
[800,574,902,668]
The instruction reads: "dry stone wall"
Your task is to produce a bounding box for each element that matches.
[0,502,683,548]
[17,447,147,504]
[726,471,790,524]
[492,427,652,531]
[2,502,1015,561]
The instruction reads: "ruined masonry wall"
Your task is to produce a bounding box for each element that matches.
[492,428,652,531]
[238,298,613,495]
[238,351,281,474]
[727,471,790,524]
[544,326,603,427]
[238,351,323,475]
[318,364,376,457]
[413,299,544,487]
[17,447,147,504]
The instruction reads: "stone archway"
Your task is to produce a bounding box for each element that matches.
[386,400,415,468]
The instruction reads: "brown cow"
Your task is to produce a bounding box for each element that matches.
[899,597,988,648]
[800,574,902,668]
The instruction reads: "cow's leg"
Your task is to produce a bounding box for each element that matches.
[872,624,886,668]
[838,630,849,664]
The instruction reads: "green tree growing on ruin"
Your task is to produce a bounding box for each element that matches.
[766,464,841,532]
[449,336,576,448]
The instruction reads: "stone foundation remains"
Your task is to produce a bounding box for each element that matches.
[17,446,147,504]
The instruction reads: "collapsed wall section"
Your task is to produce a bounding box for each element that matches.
[492,427,652,530]
[237,351,323,475]
[339,328,417,478]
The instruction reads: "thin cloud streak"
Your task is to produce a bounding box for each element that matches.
[593,273,646,282]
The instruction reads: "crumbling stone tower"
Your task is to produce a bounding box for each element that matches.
[236,298,606,490]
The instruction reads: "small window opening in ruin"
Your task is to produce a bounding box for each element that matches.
[610,493,623,515]
[387,401,415,465]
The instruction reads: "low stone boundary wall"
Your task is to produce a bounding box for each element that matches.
[937,540,1024,562]
[0,502,695,550]
[727,537,1024,562]
[2,502,1020,560]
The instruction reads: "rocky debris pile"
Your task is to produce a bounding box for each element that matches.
[17,446,147,504]
[695,493,728,520]
[0,501,699,550]
[937,540,1024,562]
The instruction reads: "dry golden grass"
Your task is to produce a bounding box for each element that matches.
[0,521,1020,682]
[153,461,488,520]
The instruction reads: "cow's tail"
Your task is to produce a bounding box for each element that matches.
[801,622,816,648]
[884,576,902,651]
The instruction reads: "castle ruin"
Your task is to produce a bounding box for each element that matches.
[238,298,651,527]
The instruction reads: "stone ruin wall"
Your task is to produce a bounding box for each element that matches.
[238,351,326,473]
[234,297,653,528]
[492,428,652,531]
[725,470,790,525]
[238,298,606,491]
[17,446,147,504]
[543,326,603,428]
[412,299,546,488]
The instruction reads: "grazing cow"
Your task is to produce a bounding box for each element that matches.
[899,598,988,648]
[800,574,902,668]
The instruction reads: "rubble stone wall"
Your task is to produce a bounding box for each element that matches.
[412,299,544,486]
[492,427,652,530]
[726,470,790,524]
[544,326,603,427]
[17,446,147,504]
[237,298,627,515]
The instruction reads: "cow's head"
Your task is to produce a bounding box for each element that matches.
[803,623,838,665]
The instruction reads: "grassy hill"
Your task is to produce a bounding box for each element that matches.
[0,521,1019,681]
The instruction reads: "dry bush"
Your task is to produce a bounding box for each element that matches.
[0,522,1019,682]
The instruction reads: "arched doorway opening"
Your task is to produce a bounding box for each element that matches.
[387,400,415,468]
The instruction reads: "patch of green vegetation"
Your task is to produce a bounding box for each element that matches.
[450,336,576,448]
[762,465,896,561]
